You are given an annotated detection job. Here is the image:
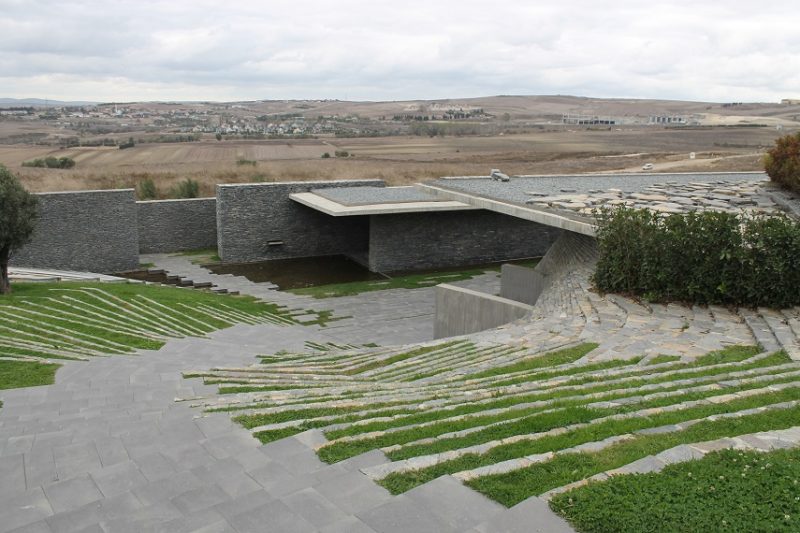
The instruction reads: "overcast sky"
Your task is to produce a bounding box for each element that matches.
[1,0,797,103]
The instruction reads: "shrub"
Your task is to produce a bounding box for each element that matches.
[21,156,75,169]
[593,207,800,307]
[236,158,257,167]
[137,178,158,200]
[321,152,331,158]
[764,132,800,193]
[118,137,135,150]
[170,178,200,199]
[334,150,349,158]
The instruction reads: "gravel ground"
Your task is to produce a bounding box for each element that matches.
[430,172,768,205]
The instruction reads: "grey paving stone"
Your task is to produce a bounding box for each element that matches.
[132,470,204,507]
[6,521,53,533]
[44,491,142,533]
[0,454,26,497]
[226,499,316,533]
[213,489,274,523]
[42,475,104,515]
[404,476,503,530]
[280,487,349,528]
[473,496,576,533]
[0,488,54,533]
[356,494,455,533]
[313,470,392,516]
[191,458,262,499]
[89,461,148,500]
[318,516,377,533]
[170,484,231,515]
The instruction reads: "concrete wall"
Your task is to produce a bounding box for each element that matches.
[13,189,139,273]
[216,180,384,263]
[500,264,542,305]
[137,198,217,253]
[368,210,561,273]
[434,283,533,339]
[501,231,598,305]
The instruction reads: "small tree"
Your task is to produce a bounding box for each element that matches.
[0,165,39,294]
[764,132,800,193]
[137,177,158,200]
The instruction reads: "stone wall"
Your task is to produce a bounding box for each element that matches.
[434,283,533,338]
[216,180,384,263]
[501,230,598,304]
[137,198,217,253]
[13,189,139,273]
[368,210,562,273]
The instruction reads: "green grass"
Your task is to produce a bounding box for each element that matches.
[0,360,60,390]
[317,348,784,462]
[377,385,800,494]
[345,341,466,375]
[0,282,299,360]
[287,265,506,299]
[647,354,682,365]
[466,402,800,507]
[467,343,599,380]
[550,448,800,532]
[177,248,221,263]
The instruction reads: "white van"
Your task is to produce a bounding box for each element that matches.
[642,163,654,171]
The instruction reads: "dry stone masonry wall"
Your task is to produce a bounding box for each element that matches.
[137,198,217,253]
[216,180,384,263]
[14,189,139,273]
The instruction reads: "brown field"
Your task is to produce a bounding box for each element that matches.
[0,126,792,198]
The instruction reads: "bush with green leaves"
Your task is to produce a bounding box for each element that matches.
[170,178,200,199]
[136,178,158,200]
[593,207,800,307]
[22,156,75,169]
[764,132,800,193]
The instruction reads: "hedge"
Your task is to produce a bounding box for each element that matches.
[592,207,800,308]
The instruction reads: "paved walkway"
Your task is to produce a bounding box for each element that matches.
[142,254,502,347]
[0,262,576,532]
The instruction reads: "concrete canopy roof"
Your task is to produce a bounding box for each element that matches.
[289,189,475,216]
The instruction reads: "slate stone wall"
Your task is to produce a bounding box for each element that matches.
[216,180,384,263]
[13,189,139,273]
[137,198,217,253]
[368,210,562,273]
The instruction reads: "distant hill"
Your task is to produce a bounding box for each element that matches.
[0,98,98,107]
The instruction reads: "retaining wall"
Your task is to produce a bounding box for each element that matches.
[13,189,139,273]
[368,210,561,273]
[216,180,384,263]
[501,231,598,304]
[434,283,534,338]
[137,198,217,253]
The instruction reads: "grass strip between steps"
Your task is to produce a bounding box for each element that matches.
[466,343,599,380]
[549,447,800,533]
[313,352,790,462]
[466,402,800,507]
[377,386,800,494]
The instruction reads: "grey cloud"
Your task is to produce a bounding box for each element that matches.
[0,0,797,101]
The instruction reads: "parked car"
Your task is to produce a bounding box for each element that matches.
[642,163,654,171]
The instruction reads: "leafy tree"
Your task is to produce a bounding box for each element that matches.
[0,165,39,294]
[764,132,800,193]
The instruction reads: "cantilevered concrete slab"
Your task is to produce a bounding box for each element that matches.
[420,172,772,237]
[290,187,475,216]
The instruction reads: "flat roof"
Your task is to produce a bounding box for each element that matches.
[420,172,772,237]
[290,191,475,216]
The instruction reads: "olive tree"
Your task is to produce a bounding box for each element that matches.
[0,165,39,293]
